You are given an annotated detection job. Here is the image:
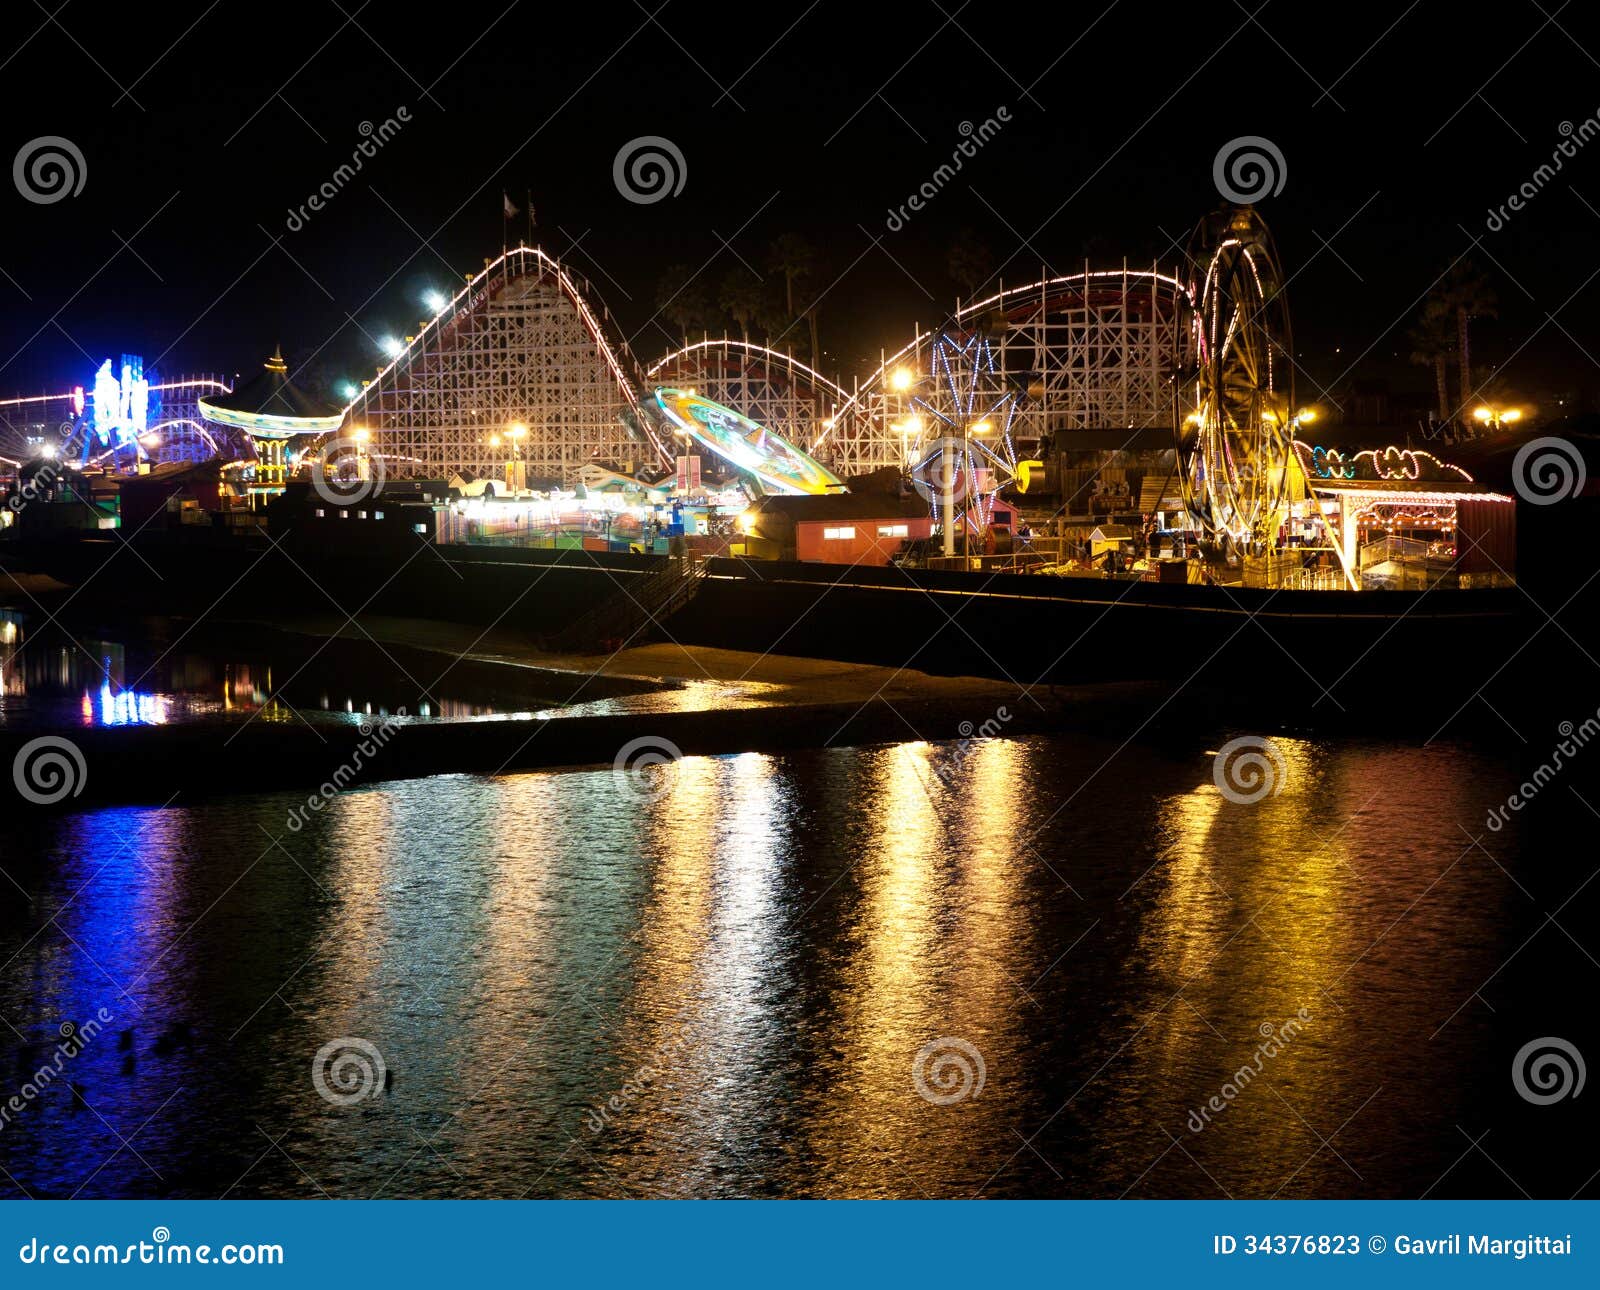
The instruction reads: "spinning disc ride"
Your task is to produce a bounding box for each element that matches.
[653,388,844,496]
[1178,206,1298,555]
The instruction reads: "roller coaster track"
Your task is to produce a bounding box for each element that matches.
[7,258,1196,490]
[339,245,672,485]
[814,267,1192,473]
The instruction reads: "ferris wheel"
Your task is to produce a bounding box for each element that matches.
[906,331,1025,532]
[1179,206,1297,554]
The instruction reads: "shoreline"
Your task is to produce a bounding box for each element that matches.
[4,597,1167,811]
[0,586,1531,816]
[1,678,1168,813]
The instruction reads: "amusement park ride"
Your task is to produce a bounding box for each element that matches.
[1179,205,1300,555]
[1,205,1517,592]
[652,388,843,497]
[1170,207,1513,589]
[0,361,235,472]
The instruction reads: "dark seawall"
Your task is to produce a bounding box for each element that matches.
[0,684,1172,814]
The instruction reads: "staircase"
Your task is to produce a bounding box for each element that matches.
[1138,475,1180,512]
[541,557,709,654]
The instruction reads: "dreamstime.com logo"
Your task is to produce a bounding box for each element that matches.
[927,705,1013,790]
[583,1026,698,1135]
[1213,136,1286,204]
[310,438,386,507]
[5,424,74,517]
[1188,1008,1313,1133]
[13,136,86,204]
[884,107,1011,232]
[285,711,405,832]
[17,1228,284,1266]
[1485,112,1600,231]
[1212,735,1286,804]
[1485,711,1600,832]
[311,1037,387,1107]
[1511,436,1586,505]
[909,437,977,511]
[1,1010,112,1134]
[12,735,88,805]
[613,735,682,803]
[613,136,686,205]
[285,107,411,232]
[912,1036,986,1106]
[1511,1036,1586,1105]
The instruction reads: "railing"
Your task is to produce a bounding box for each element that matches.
[1359,562,1458,592]
[1277,566,1350,591]
[921,550,1056,574]
[1360,534,1431,566]
[1356,535,1462,591]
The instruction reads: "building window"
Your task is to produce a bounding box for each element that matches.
[358,511,368,520]
[314,508,325,518]
[373,511,384,520]
[822,525,856,540]
[413,523,429,535]
[877,523,909,538]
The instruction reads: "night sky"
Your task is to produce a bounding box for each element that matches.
[4,1,1600,417]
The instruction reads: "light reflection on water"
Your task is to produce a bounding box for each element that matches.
[0,608,554,728]
[0,732,1591,1198]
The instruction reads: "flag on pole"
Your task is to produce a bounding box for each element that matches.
[502,192,519,219]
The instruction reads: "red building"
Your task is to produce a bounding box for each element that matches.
[734,494,1025,565]
[735,494,937,566]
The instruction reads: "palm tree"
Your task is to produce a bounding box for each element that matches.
[654,263,712,342]
[768,234,822,362]
[717,268,766,341]
[768,233,815,317]
[753,280,792,344]
[1407,301,1454,427]
[1435,261,1497,413]
[947,229,996,301]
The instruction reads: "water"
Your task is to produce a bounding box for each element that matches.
[0,607,807,729]
[0,608,584,728]
[1,731,1592,1199]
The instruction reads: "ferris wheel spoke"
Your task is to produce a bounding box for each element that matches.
[1181,206,1295,557]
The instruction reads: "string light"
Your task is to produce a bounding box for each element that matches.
[646,339,850,404]
[1296,441,1477,483]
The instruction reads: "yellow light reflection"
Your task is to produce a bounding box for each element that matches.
[800,738,1036,1194]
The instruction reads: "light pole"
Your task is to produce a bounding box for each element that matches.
[1473,405,1522,432]
[507,422,528,494]
[946,419,993,560]
[942,435,957,560]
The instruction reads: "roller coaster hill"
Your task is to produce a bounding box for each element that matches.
[5,205,1523,594]
[1,206,1550,708]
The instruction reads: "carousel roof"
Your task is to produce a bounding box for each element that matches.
[1309,479,1515,502]
[198,348,344,439]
